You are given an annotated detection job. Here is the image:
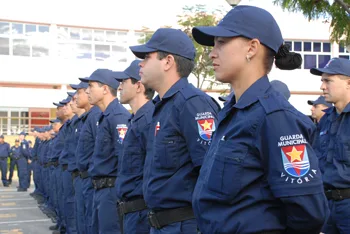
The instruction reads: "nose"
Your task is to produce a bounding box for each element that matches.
[209,47,217,60]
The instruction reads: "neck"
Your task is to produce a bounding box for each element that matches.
[84,104,93,112]
[335,100,350,114]
[129,96,149,115]
[75,109,86,117]
[66,114,74,120]
[157,74,180,99]
[97,95,116,112]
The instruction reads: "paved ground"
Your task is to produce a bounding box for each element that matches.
[0,176,53,234]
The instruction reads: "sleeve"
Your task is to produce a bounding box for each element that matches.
[260,110,328,232]
[112,114,130,159]
[7,144,10,156]
[21,141,31,159]
[179,95,219,168]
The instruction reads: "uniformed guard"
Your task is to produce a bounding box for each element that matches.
[191,5,328,233]
[58,95,78,234]
[75,79,102,234]
[66,88,86,234]
[0,135,10,187]
[81,69,130,234]
[129,28,220,233]
[307,96,332,124]
[29,127,41,197]
[31,127,45,202]
[311,57,350,234]
[27,139,33,187]
[114,60,155,234]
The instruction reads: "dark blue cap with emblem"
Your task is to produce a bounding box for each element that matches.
[113,60,142,81]
[129,28,196,60]
[307,96,332,108]
[60,96,72,105]
[70,81,89,90]
[310,58,350,77]
[192,5,283,54]
[80,69,120,89]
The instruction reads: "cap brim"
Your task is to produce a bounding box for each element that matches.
[307,100,314,105]
[192,26,240,46]
[129,45,157,59]
[310,67,338,76]
[79,77,91,83]
[70,84,79,90]
[53,102,63,107]
[218,96,228,102]
[112,71,130,81]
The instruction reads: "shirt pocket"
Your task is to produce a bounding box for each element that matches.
[335,137,350,164]
[122,147,144,175]
[154,136,180,170]
[206,140,246,199]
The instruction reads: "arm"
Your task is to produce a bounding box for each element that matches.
[260,110,328,233]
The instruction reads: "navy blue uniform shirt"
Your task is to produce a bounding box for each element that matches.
[76,106,101,173]
[89,98,130,178]
[31,137,41,160]
[0,142,10,158]
[67,114,85,172]
[314,104,350,189]
[192,76,328,234]
[10,146,21,159]
[143,78,220,209]
[116,101,154,200]
[20,139,30,159]
[59,118,73,165]
[52,123,68,162]
[39,140,50,165]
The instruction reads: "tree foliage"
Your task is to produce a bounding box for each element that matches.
[138,4,226,89]
[273,0,350,46]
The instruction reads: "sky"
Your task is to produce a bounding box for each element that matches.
[1,0,330,31]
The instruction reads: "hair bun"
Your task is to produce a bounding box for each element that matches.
[275,44,302,70]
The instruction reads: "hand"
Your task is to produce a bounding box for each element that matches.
[28,159,32,164]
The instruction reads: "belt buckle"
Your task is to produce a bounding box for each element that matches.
[148,210,161,229]
[118,201,126,215]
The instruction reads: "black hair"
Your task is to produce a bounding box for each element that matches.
[274,44,302,70]
[130,78,155,100]
[97,82,118,97]
[157,51,194,77]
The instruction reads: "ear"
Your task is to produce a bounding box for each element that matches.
[246,39,261,60]
[135,81,143,93]
[163,54,176,72]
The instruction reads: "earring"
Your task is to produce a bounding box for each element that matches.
[246,55,251,62]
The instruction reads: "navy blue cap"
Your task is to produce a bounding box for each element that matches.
[70,81,89,90]
[113,60,141,81]
[270,80,290,100]
[129,28,196,60]
[67,91,76,97]
[53,102,64,107]
[60,96,72,105]
[307,96,332,107]
[19,131,26,136]
[45,125,53,131]
[50,118,61,124]
[80,69,120,89]
[37,128,45,133]
[192,5,283,54]
[0,135,4,138]
[310,58,350,77]
[15,139,19,142]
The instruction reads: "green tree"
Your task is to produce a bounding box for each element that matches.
[273,0,350,46]
[138,5,226,89]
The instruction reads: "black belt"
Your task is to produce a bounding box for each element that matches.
[325,188,350,201]
[118,198,147,215]
[72,170,80,180]
[62,164,68,171]
[148,206,195,229]
[80,171,89,179]
[92,177,116,190]
[52,161,59,167]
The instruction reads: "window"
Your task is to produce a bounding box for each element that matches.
[0,22,10,35]
[339,41,349,60]
[70,28,80,40]
[0,37,9,55]
[76,43,92,59]
[25,24,36,35]
[12,23,23,34]
[94,30,105,42]
[287,40,332,69]
[13,39,30,56]
[82,29,92,41]
[95,44,110,61]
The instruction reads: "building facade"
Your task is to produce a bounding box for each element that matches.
[0,0,349,135]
